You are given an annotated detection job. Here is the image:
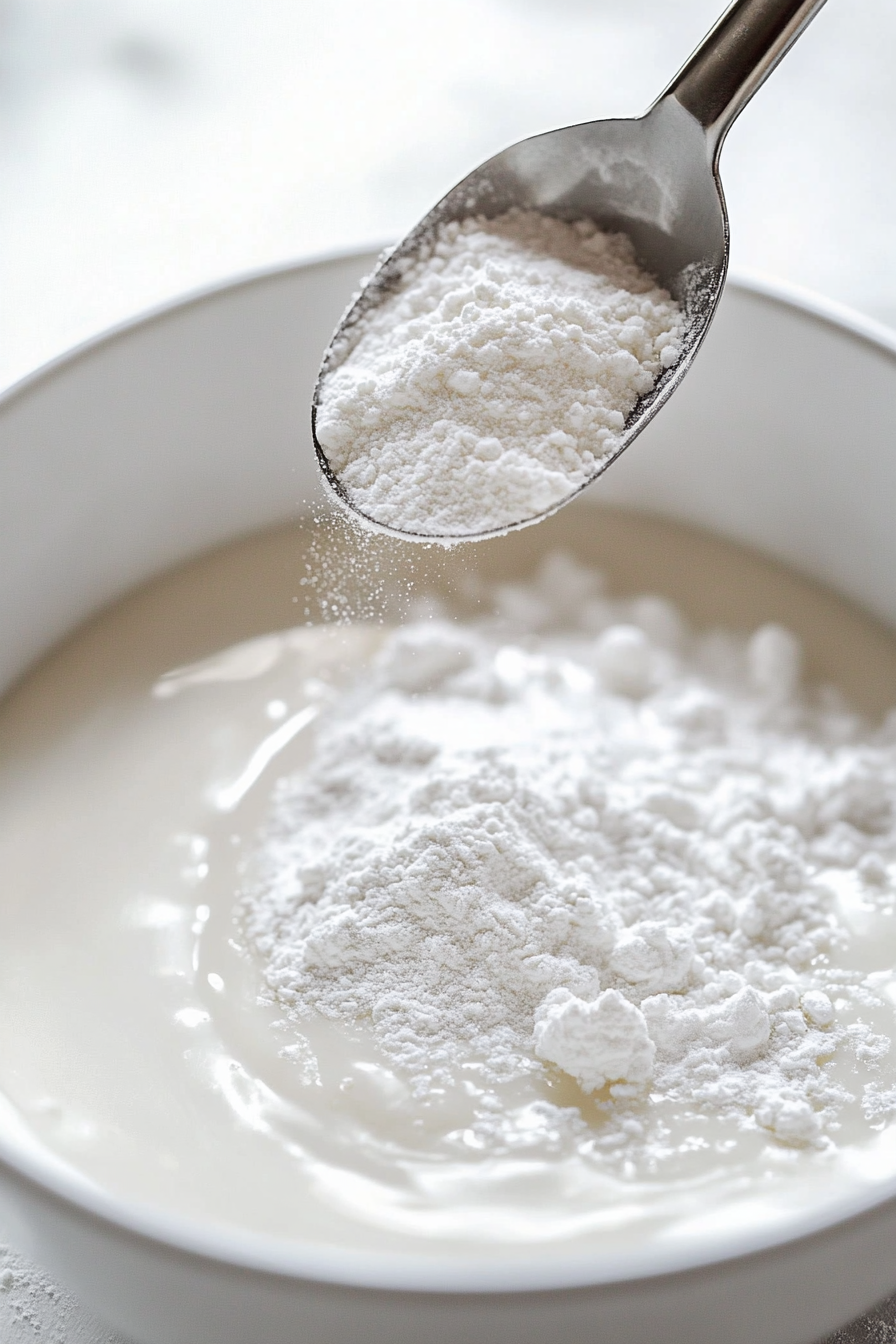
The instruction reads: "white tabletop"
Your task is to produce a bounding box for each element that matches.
[1,2,895,1338]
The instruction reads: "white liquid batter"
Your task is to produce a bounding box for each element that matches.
[2,508,896,1259]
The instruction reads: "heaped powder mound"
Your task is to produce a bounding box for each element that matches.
[242,554,896,1153]
[315,212,684,537]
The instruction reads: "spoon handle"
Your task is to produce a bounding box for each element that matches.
[659,0,828,159]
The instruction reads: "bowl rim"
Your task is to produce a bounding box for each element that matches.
[2,255,896,1295]
[2,252,896,414]
[0,244,387,411]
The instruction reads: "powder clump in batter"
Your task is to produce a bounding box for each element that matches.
[241,556,896,1148]
[533,987,655,1095]
[314,211,684,537]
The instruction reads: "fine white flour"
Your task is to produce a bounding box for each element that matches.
[315,212,684,538]
[0,1243,125,1344]
[242,555,896,1151]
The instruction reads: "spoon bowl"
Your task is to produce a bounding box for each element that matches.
[312,0,827,543]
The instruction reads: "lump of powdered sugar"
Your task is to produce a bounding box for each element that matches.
[533,987,655,1094]
[241,554,896,1148]
[314,210,684,537]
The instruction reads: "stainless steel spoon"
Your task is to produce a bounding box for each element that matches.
[312,0,828,543]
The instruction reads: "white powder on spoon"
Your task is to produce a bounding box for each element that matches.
[242,555,896,1150]
[315,211,684,537]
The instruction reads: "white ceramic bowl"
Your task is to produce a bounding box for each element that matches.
[1,255,896,1344]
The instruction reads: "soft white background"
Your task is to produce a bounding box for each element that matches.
[1,2,895,1339]
[1,0,895,394]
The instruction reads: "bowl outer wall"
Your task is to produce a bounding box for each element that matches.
[1,254,896,1342]
[4,1154,896,1344]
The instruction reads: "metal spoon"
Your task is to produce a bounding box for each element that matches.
[312,0,828,543]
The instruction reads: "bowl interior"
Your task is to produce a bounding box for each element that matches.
[1,258,896,1297]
